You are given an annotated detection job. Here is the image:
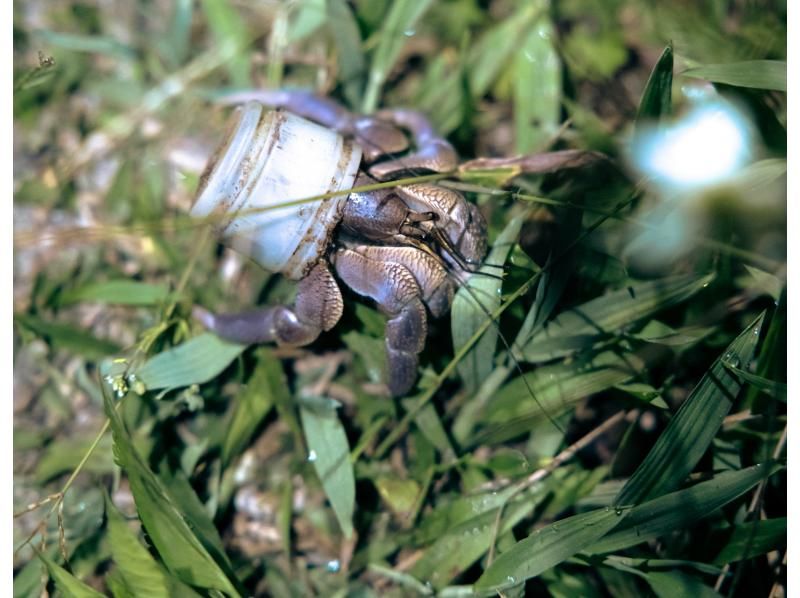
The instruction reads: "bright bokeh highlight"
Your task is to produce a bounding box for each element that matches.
[631,101,752,191]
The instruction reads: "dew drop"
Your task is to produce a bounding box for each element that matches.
[307,450,318,462]
[403,28,416,36]
[615,508,623,516]
[326,559,340,573]
[506,575,516,584]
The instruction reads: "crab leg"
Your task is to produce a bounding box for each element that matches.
[332,246,435,396]
[193,262,343,346]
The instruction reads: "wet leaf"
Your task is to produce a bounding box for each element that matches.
[300,399,355,538]
[615,313,764,506]
[645,571,722,598]
[452,214,523,392]
[104,391,241,595]
[682,60,786,91]
[522,273,715,363]
[474,507,625,591]
[589,463,781,554]
[135,333,246,391]
[632,320,714,346]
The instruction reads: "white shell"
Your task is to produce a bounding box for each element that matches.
[191,102,363,280]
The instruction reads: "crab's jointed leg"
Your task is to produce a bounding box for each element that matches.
[193,262,343,346]
[332,245,453,396]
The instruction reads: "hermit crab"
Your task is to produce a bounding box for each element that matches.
[191,90,600,396]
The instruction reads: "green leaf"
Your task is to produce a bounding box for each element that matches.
[287,0,326,42]
[615,313,764,506]
[477,351,643,446]
[522,273,715,363]
[474,507,625,591]
[452,214,523,392]
[646,571,722,598]
[712,517,786,565]
[513,16,561,153]
[104,495,172,598]
[199,0,250,86]
[300,400,356,538]
[59,280,172,306]
[15,314,121,359]
[37,552,106,598]
[135,333,246,391]
[36,434,114,482]
[723,362,786,402]
[328,0,366,108]
[589,463,781,554]
[221,350,282,464]
[682,60,786,92]
[361,0,435,113]
[412,485,548,589]
[632,320,714,346]
[635,44,673,128]
[104,391,240,595]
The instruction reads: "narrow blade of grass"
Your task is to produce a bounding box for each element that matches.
[361,0,435,113]
[615,312,765,506]
[589,462,782,553]
[522,273,714,363]
[635,43,673,129]
[452,214,523,392]
[682,60,786,92]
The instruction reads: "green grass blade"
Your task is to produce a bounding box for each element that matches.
[589,463,781,554]
[199,0,250,86]
[513,15,561,153]
[712,517,786,565]
[221,349,283,464]
[104,494,172,598]
[104,391,241,596]
[59,280,173,306]
[361,0,435,113]
[635,43,673,128]
[682,60,786,92]
[299,400,356,538]
[327,0,366,108]
[136,333,246,391]
[452,214,523,392]
[37,552,106,598]
[522,273,715,363]
[614,312,764,506]
[474,507,626,592]
[15,314,121,359]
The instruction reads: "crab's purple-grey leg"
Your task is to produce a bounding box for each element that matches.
[219,90,409,162]
[332,247,432,396]
[193,262,343,347]
[368,108,458,179]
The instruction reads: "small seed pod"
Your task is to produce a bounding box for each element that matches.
[191,101,363,280]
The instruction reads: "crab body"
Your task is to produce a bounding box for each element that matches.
[192,92,488,396]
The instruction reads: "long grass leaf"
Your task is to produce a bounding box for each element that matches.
[614,312,764,506]
[682,60,786,92]
[104,392,241,595]
[522,273,714,363]
[452,215,523,392]
[589,463,781,553]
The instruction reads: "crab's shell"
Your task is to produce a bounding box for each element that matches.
[191,102,363,280]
